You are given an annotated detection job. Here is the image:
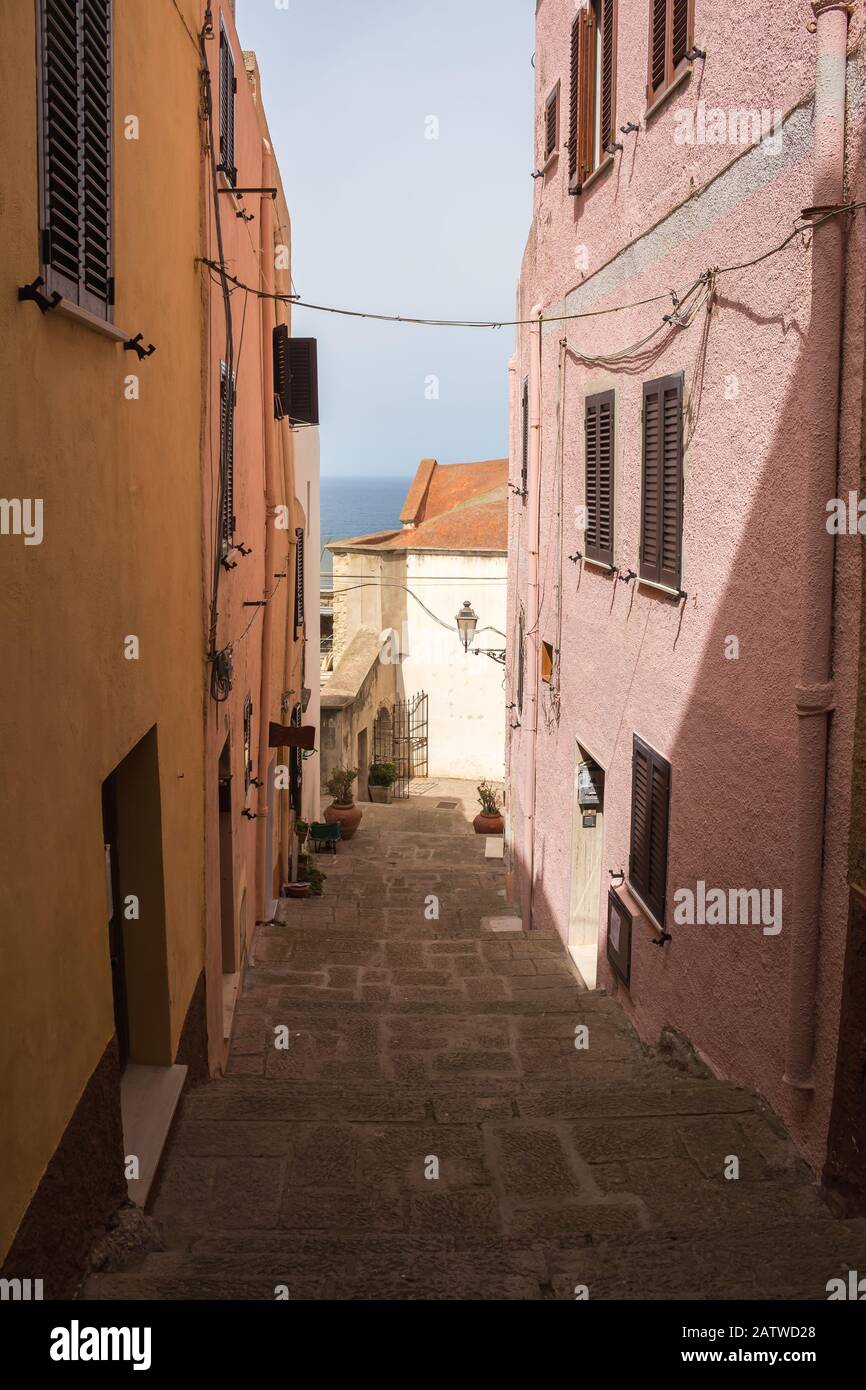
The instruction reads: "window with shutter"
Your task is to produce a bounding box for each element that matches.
[219,21,236,186]
[294,528,305,637]
[517,606,525,715]
[520,377,529,500]
[647,0,694,107]
[220,362,236,549]
[243,694,253,793]
[38,0,113,316]
[640,373,683,590]
[628,735,671,925]
[544,85,560,160]
[584,389,615,567]
[289,703,303,813]
[569,0,617,194]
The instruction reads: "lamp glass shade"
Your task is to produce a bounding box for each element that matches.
[456,601,478,651]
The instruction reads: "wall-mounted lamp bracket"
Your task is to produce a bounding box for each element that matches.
[124,332,156,360]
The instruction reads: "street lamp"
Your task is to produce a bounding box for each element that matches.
[456,601,478,652]
[455,600,506,665]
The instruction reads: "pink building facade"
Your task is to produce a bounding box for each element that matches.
[507,0,866,1178]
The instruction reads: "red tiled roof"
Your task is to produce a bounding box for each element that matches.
[328,459,509,554]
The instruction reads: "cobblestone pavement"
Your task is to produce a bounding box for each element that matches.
[86,799,866,1300]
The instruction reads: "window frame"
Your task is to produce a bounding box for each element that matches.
[646,0,694,112]
[218,17,237,187]
[520,376,529,501]
[220,361,236,551]
[628,734,671,927]
[294,527,306,638]
[569,0,618,195]
[36,0,115,319]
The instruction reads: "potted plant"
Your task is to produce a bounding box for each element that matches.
[295,817,309,846]
[367,761,397,803]
[323,765,362,839]
[473,780,504,836]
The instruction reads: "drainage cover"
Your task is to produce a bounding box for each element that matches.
[436,800,459,808]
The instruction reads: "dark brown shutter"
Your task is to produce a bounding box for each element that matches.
[640,374,683,590]
[273,323,289,419]
[283,339,319,426]
[243,695,253,792]
[585,390,614,567]
[577,5,595,187]
[220,363,235,546]
[219,23,236,185]
[517,607,525,714]
[672,0,690,69]
[294,528,305,636]
[544,87,559,159]
[40,0,113,313]
[599,0,616,154]
[649,0,668,99]
[521,376,529,498]
[629,736,670,924]
[567,16,580,183]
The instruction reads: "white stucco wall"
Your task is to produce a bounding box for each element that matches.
[401,550,507,781]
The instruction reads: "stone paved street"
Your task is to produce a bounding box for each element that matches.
[86,794,866,1300]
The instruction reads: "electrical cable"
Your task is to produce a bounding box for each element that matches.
[195,204,866,333]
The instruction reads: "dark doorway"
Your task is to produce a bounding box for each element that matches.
[101,775,129,1070]
[218,738,237,974]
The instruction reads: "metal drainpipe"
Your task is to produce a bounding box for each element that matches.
[255,141,279,923]
[784,0,851,1089]
[522,306,543,929]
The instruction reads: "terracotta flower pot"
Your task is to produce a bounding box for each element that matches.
[282,882,311,899]
[473,812,504,836]
[324,800,363,840]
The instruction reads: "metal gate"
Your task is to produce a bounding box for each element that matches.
[373,691,428,798]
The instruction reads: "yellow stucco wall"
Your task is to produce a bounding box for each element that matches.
[0,0,206,1259]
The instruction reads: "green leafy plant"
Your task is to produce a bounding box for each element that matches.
[299,858,326,896]
[477,780,502,816]
[367,761,397,787]
[295,818,309,834]
[325,765,358,805]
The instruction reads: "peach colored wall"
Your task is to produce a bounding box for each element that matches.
[507,0,866,1171]
[201,4,306,1071]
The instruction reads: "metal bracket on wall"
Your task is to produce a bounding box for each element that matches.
[124,333,156,360]
[18,277,61,314]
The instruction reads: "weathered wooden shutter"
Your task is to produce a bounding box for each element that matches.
[640,374,683,590]
[219,23,236,185]
[629,735,671,924]
[40,0,113,313]
[276,339,319,426]
[576,4,595,187]
[517,607,525,714]
[544,87,559,159]
[567,16,580,183]
[648,0,692,103]
[521,377,529,497]
[599,0,616,154]
[294,528,305,636]
[243,694,253,791]
[585,390,614,567]
[273,324,289,419]
[289,703,302,813]
[220,363,235,546]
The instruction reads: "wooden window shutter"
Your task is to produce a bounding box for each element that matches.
[294,528,305,635]
[273,323,289,419]
[39,0,113,314]
[567,16,580,183]
[243,695,253,792]
[544,86,559,159]
[584,389,614,567]
[576,5,595,189]
[640,374,683,590]
[278,338,319,426]
[220,362,235,547]
[520,376,529,498]
[648,0,693,103]
[629,735,671,924]
[517,606,525,714]
[599,0,617,155]
[219,22,236,185]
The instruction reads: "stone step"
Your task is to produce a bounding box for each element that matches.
[82,1217,866,1301]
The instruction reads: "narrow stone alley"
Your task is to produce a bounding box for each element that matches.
[87,787,866,1301]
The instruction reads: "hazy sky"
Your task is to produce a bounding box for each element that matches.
[236,0,533,478]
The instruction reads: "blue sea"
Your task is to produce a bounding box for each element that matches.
[320,475,412,579]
